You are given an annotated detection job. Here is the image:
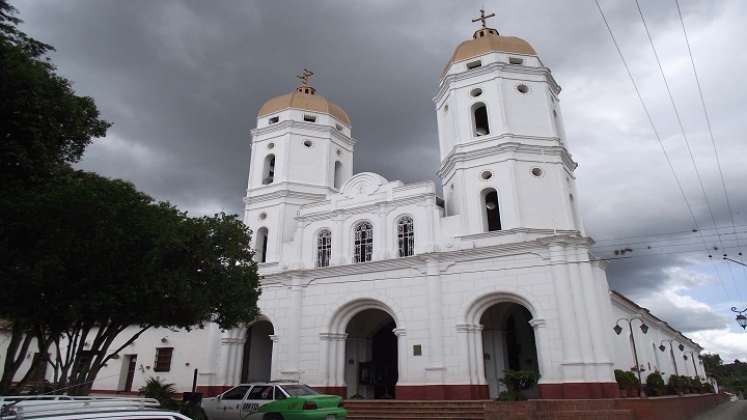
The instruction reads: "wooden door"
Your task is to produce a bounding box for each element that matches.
[124,355,137,392]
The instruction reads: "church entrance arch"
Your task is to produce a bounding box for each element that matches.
[240,319,274,383]
[344,308,398,399]
[480,302,539,399]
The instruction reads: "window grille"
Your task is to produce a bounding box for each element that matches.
[398,216,414,257]
[353,222,373,263]
[317,229,331,267]
[153,347,173,372]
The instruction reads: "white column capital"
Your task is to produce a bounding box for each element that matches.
[392,328,407,337]
[269,334,280,343]
[319,332,348,341]
[529,318,547,328]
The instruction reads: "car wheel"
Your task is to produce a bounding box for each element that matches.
[264,414,283,420]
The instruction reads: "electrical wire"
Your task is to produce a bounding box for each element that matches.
[674,0,747,278]
[593,0,733,299]
[633,0,741,300]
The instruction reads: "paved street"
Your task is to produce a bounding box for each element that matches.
[694,400,747,420]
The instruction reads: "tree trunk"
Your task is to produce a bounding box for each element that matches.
[0,323,33,394]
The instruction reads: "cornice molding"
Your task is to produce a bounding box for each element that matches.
[438,140,577,178]
[260,231,594,285]
[435,61,561,104]
[297,193,437,222]
[250,120,357,148]
[244,188,328,205]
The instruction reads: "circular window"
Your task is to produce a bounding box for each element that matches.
[517,84,529,94]
[303,140,312,147]
[531,167,543,177]
[481,171,492,180]
[336,149,342,156]
[267,142,274,149]
[470,88,483,97]
[444,104,449,112]
[258,212,267,220]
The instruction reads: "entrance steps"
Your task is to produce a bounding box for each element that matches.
[344,400,487,420]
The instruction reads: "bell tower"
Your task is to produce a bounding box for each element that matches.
[435,11,582,237]
[245,70,355,267]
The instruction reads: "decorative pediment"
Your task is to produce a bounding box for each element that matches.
[339,172,389,198]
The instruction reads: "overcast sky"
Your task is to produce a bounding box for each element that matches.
[15,0,747,361]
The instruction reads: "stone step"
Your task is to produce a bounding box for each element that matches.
[533,410,634,420]
[349,410,484,416]
[347,416,484,420]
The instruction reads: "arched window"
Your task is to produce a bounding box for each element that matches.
[482,188,501,232]
[353,221,373,263]
[472,102,490,136]
[262,154,276,185]
[397,216,414,257]
[256,227,268,263]
[334,161,343,189]
[317,229,331,268]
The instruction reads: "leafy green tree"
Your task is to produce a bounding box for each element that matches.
[0,0,110,185]
[0,171,260,394]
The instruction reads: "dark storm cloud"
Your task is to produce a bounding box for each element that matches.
[14,1,747,340]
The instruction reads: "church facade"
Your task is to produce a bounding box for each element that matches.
[213,20,706,399]
[1,16,707,400]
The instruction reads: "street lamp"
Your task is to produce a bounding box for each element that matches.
[731,307,747,330]
[660,339,680,375]
[614,316,649,396]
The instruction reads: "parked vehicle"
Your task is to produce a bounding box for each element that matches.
[201,382,346,420]
[0,395,190,419]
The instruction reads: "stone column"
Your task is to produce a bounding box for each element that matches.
[549,243,583,381]
[456,324,474,384]
[578,261,614,382]
[269,334,280,381]
[287,276,305,376]
[335,334,348,387]
[472,325,486,385]
[425,259,444,375]
[529,318,551,384]
[393,328,408,384]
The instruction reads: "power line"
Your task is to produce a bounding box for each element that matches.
[592,0,733,300]
[633,0,740,299]
[674,0,747,277]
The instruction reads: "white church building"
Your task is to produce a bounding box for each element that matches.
[2,15,707,400]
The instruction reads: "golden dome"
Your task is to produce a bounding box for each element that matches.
[257,85,351,127]
[442,27,537,77]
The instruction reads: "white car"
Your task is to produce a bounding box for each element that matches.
[0,396,190,420]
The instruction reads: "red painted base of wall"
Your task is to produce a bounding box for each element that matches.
[89,389,140,396]
[314,386,347,398]
[538,382,620,399]
[484,393,728,420]
[615,393,728,420]
[396,384,489,400]
[196,385,232,397]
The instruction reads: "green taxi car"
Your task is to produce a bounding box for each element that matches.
[201,382,346,420]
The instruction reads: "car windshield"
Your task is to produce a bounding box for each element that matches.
[280,385,319,396]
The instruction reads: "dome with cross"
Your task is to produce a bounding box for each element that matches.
[442,10,537,77]
[257,68,351,127]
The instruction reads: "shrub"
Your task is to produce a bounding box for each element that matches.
[645,371,665,396]
[703,382,715,393]
[667,375,686,395]
[497,370,539,401]
[614,369,627,389]
[140,377,178,409]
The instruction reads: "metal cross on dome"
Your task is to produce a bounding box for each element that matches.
[297,68,314,87]
[472,8,495,29]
